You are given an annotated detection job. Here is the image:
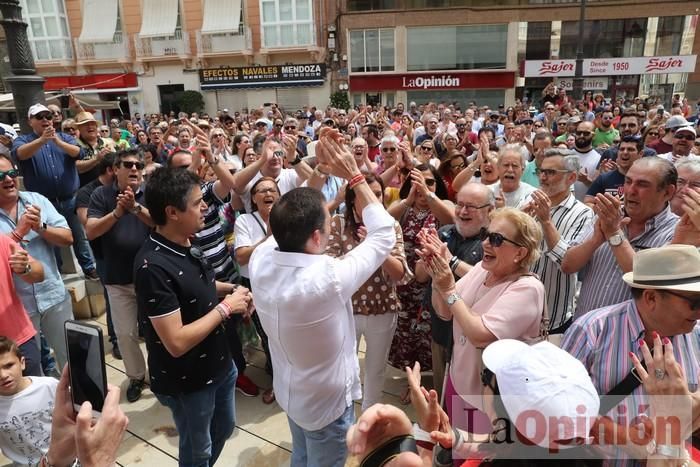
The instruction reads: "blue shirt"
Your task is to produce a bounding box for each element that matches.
[11,132,80,200]
[0,191,69,314]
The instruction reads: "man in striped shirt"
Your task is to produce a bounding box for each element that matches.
[519,149,593,333]
[561,245,700,462]
[562,157,679,319]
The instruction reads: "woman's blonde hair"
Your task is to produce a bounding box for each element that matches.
[489,207,543,268]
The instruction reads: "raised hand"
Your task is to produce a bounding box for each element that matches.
[8,242,29,274]
[316,128,360,180]
[409,168,429,196]
[282,134,298,162]
[529,190,552,223]
[346,404,417,464]
[592,193,629,238]
[681,187,700,230]
[75,384,129,467]
[16,204,41,236]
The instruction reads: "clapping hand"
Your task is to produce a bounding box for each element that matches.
[116,186,136,213]
[409,168,429,197]
[526,190,552,223]
[416,239,455,293]
[8,243,29,274]
[282,134,298,162]
[316,128,360,180]
[681,187,700,230]
[16,204,41,236]
[591,193,629,238]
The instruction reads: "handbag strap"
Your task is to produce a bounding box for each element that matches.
[598,361,646,415]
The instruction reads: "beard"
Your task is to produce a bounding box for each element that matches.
[575,138,591,149]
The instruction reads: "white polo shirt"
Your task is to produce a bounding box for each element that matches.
[249,203,395,430]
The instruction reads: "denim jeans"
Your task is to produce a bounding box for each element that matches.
[155,366,237,467]
[52,196,95,273]
[288,404,354,467]
[19,337,41,377]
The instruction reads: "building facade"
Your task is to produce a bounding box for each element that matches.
[11,0,333,119]
[331,0,700,110]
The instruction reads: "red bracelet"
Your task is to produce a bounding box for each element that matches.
[218,300,233,318]
[10,231,23,243]
[348,173,365,190]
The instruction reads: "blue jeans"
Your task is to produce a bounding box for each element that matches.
[288,404,354,467]
[19,337,41,377]
[155,366,237,467]
[52,196,95,273]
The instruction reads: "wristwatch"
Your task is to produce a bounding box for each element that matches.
[290,154,303,166]
[608,230,625,247]
[646,438,689,460]
[130,203,142,215]
[446,292,462,307]
[38,222,47,233]
[20,263,31,275]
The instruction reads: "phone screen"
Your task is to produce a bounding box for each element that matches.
[66,323,107,412]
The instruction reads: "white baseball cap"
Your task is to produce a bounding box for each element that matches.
[27,103,50,118]
[482,340,600,449]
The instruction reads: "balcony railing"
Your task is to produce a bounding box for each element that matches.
[196,25,252,56]
[134,29,191,59]
[75,33,130,62]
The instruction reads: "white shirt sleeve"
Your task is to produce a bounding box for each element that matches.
[234,214,256,250]
[333,203,396,303]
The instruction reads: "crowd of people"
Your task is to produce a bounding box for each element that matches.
[0,86,699,467]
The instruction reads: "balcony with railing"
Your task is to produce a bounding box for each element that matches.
[196,25,252,57]
[75,32,131,64]
[134,29,191,61]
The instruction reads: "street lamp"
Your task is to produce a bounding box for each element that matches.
[0,0,46,134]
[572,0,587,102]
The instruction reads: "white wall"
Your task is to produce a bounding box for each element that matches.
[138,64,201,114]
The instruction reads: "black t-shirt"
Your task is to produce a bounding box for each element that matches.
[76,178,104,260]
[134,232,232,395]
[586,170,626,198]
[598,145,657,164]
[87,183,151,284]
[424,224,484,347]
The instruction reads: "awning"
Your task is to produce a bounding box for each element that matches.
[78,0,118,43]
[0,93,121,111]
[139,0,179,38]
[201,0,242,34]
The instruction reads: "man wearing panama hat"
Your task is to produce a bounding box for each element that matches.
[562,244,700,460]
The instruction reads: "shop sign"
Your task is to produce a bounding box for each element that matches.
[349,71,515,92]
[554,77,609,91]
[199,64,326,90]
[523,55,697,78]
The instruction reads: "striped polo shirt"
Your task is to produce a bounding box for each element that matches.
[528,193,593,330]
[570,205,678,319]
[562,299,699,462]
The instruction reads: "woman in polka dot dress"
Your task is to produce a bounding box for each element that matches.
[325,173,412,411]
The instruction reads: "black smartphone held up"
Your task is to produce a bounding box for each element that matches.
[65,320,107,416]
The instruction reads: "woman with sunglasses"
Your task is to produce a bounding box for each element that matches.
[438,152,468,201]
[642,124,662,147]
[233,177,280,404]
[415,141,436,167]
[325,173,411,411]
[387,164,453,396]
[417,207,544,434]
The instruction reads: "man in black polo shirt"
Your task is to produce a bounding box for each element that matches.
[75,152,120,359]
[86,149,153,402]
[585,136,644,204]
[415,183,494,398]
[134,167,251,466]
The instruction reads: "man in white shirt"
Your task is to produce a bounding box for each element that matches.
[489,144,537,208]
[249,129,396,467]
[572,120,601,200]
[659,125,697,163]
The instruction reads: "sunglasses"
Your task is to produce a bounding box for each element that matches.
[451,163,465,170]
[663,290,700,311]
[274,124,283,128]
[121,160,145,170]
[254,188,278,195]
[382,147,397,153]
[284,126,297,131]
[479,227,523,248]
[647,132,659,137]
[33,113,53,121]
[674,134,694,141]
[420,146,433,151]
[575,131,593,137]
[0,168,19,180]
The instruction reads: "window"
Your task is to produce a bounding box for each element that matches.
[407,25,507,71]
[349,29,394,73]
[260,0,314,48]
[347,0,397,10]
[21,0,73,60]
[559,18,647,59]
[655,16,684,55]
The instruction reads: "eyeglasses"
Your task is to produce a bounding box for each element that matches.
[0,168,19,180]
[535,168,570,177]
[619,123,637,129]
[456,202,489,211]
[33,113,53,121]
[663,290,700,311]
[424,178,436,187]
[674,134,694,141]
[678,178,700,189]
[121,160,145,170]
[451,163,465,170]
[575,131,593,137]
[272,151,285,158]
[382,147,397,153]
[254,188,278,195]
[479,227,523,248]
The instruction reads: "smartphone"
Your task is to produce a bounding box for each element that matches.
[65,321,107,416]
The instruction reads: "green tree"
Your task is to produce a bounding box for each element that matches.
[330,91,350,111]
[177,90,205,114]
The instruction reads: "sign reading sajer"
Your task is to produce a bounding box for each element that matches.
[200,64,326,90]
[523,55,697,78]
